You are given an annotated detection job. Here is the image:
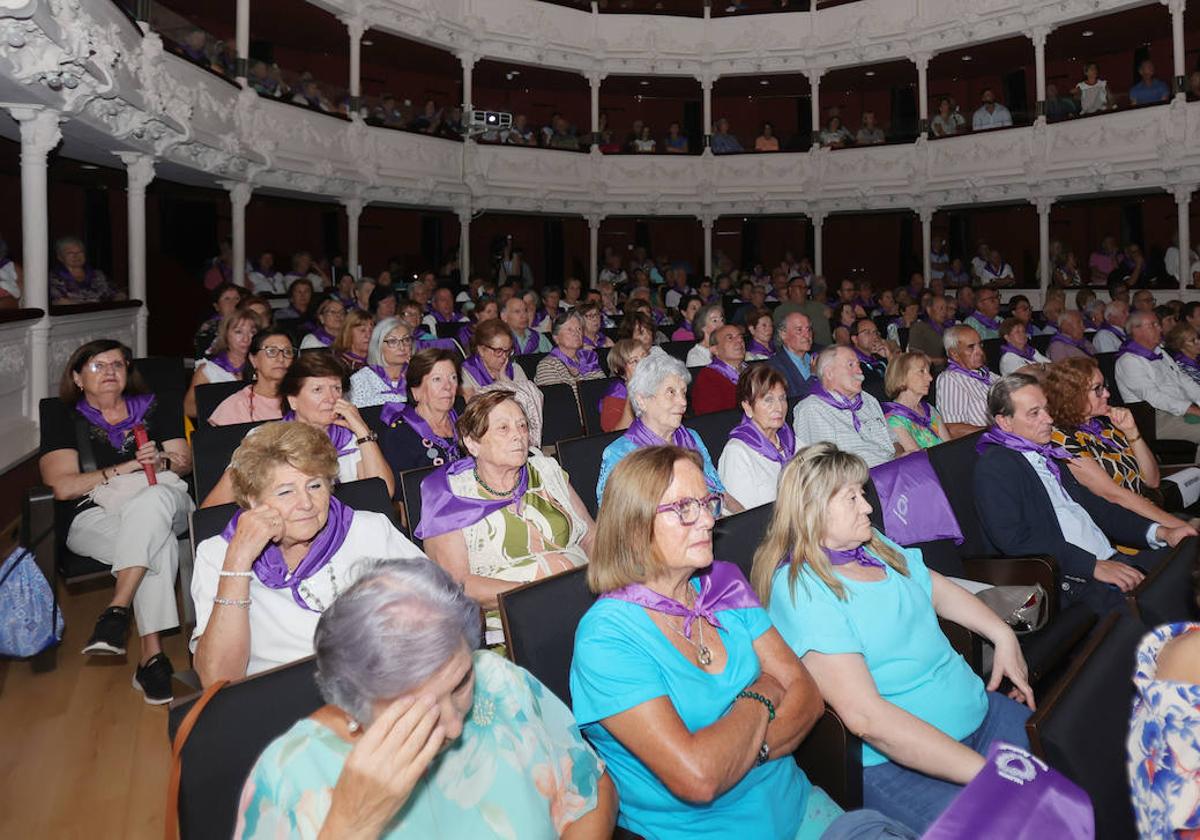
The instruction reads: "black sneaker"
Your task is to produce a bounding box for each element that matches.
[82,606,131,655]
[133,653,174,705]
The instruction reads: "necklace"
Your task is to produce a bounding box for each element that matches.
[474,467,518,497]
[670,587,713,666]
[297,563,338,612]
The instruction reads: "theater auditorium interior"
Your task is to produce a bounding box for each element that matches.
[2,0,1200,837]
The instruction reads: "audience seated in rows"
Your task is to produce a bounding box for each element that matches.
[1115,310,1200,457]
[793,346,894,467]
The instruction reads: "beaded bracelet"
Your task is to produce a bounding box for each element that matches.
[736,689,776,722]
[213,596,252,608]
[217,570,254,578]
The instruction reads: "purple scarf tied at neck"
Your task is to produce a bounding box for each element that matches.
[1076,417,1125,452]
[920,315,946,335]
[882,400,934,430]
[1116,341,1163,362]
[624,418,699,451]
[707,357,741,385]
[379,403,460,462]
[824,545,887,569]
[598,380,627,413]
[461,353,513,388]
[369,365,406,396]
[852,347,884,371]
[970,311,1000,331]
[308,326,335,347]
[808,382,864,432]
[1049,333,1094,356]
[583,334,605,350]
[1000,342,1036,361]
[1171,351,1200,372]
[728,414,795,465]
[977,426,1074,482]
[947,361,993,385]
[600,561,761,638]
[413,457,529,540]
[550,347,601,376]
[281,411,356,457]
[221,495,355,611]
[746,338,772,356]
[76,394,156,450]
[514,329,541,355]
[1096,323,1125,341]
[207,352,243,376]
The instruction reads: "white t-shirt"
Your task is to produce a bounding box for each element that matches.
[717,438,783,510]
[190,510,426,676]
[1076,79,1109,115]
[299,333,331,350]
[999,348,1050,376]
[248,270,285,295]
[685,344,712,367]
[197,358,239,384]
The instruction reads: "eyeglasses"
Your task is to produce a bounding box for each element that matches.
[259,346,296,359]
[382,336,414,348]
[481,344,514,357]
[656,493,722,526]
[84,359,128,374]
[1089,382,1109,396]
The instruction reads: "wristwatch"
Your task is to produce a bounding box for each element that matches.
[756,741,771,766]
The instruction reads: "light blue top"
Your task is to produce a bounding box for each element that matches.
[570,586,828,840]
[596,428,725,504]
[784,346,814,380]
[767,538,988,767]
[1129,78,1170,105]
[235,652,603,839]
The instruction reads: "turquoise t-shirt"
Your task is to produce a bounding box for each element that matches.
[596,428,725,504]
[767,539,988,767]
[570,580,825,840]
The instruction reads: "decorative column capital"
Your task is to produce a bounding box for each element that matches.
[341,15,365,42]
[456,204,474,225]
[115,151,156,192]
[916,206,936,224]
[805,66,826,85]
[457,50,478,71]
[6,106,62,155]
[1023,25,1053,49]
[910,52,931,71]
[698,212,716,230]
[1170,183,1197,204]
[1160,0,1186,17]
[695,70,716,91]
[220,180,253,208]
[587,213,604,232]
[342,197,365,219]
[808,208,827,226]
[1030,195,1056,215]
[586,70,607,88]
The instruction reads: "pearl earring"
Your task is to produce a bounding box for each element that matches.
[346,717,361,734]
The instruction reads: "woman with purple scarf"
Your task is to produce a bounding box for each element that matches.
[184,306,260,418]
[332,309,374,373]
[50,235,119,305]
[378,349,463,495]
[191,422,424,685]
[578,301,614,349]
[572,446,911,840]
[459,318,545,445]
[997,317,1049,376]
[349,317,412,409]
[599,339,646,432]
[745,308,775,360]
[534,310,606,403]
[881,352,948,454]
[299,298,347,350]
[754,443,1034,834]
[718,366,795,509]
[1165,323,1200,388]
[39,340,193,704]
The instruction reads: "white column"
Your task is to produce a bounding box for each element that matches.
[588,213,603,288]
[1167,0,1187,97]
[220,181,252,289]
[235,0,249,86]
[8,106,60,408]
[811,210,826,276]
[807,68,824,147]
[700,74,714,149]
[1033,196,1054,295]
[343,198,364,279]
[701,214,715,278]
[116,152,155,356]
[458,51,476,120]
[346,17,364,106]
[918,206,934,284]
[458,205,472,283]
[1173,184,1194,289]
[588,71,604,142]
[913,54,930,135]
[1026,26,1049,119]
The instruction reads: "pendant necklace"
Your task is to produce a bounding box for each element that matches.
[671,587,713,666]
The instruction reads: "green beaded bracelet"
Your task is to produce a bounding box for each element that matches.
[736,689,776,722]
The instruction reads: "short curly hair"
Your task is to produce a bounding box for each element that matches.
[229,420,338,508]
[1043,357,1099,429]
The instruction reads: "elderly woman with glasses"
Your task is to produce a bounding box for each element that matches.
[300,298,347,349]
[349,317,413,408]
[183,306,261,418]
[460,317,545,446]
[572,446,909,840]
[191,422,424,685]
[209,328,294,426]
[419,391,594,645]
[717,366,795,509]
[1165,323,1200,388]
[597,348,742,513]
[1045,357,1196,532]
[236,559,616,839]
[534,310,606,403]
[751,443,1034,834]
[684,303,727,367]
[39,340,193,704]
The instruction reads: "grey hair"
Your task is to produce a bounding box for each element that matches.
[54,235,84,259]
[1127,309,1158,331]
[1059,309,1084,330]
[366,316,409,367]
[627,347,690,417]
[314,558,481,725]
[815,345,843,380]
[1104,300,1128,320]
[691,304,723,340]
[1084,299,1106,319]
[987,372,1040,421]
[551,309,585,338]
[943,324,977,354]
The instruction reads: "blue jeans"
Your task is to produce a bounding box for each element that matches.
[861,692,1032,835]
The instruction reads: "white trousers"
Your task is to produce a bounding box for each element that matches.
[67,483,193,636]
[1155,409,1200,458]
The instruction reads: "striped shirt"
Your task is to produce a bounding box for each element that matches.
[792,391,894,467]
[935,367,998,427]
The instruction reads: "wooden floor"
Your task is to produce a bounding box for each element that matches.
[0,582,190,839]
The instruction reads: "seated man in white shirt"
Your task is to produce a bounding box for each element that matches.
[1115,310,1200,452]
[971,89,1013,131]
[792,345,895,467]
[1092,299,1129,353]
[936,325,998,437]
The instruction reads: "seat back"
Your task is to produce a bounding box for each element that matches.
[577,376,617,435]
[1096,353,1120,405]
[514,351,546,380]
[168,658,323,840]
[594,346,611,376]
[398,466,436,541]
[435,321,463,340]
[862,376,887,405]
[982,338,1002,373]
[132,356,188,394]
[190,421,265,501]
[540,382,585,448]
[1030,333,1052,355]
[712,505,774,579]
[1026,613,1145,840]
[497,567,594,706]
[556,431,623,517]
[193,381,247,424]
[1133,537,1199,626]
[925,432,989,557]
[659,340,692,363]
[685,409,742,464]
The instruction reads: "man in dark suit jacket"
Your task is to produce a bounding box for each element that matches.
[973,373,1194,615]
[766,311,819,399]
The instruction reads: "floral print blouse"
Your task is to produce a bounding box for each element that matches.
[1128,622,1200,839]
[1051,418,1145,496]
[235,651,604,840]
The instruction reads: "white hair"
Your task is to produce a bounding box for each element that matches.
[366,316,408,367]
[943,324,977,354]
[627,347,690,417]
[815,345,843,380]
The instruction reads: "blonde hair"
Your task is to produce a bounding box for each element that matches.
[228,420,339,508]
[751,442,908,604]
[589,446,704,594]
[883,350,930,400]
[334,309,373,354]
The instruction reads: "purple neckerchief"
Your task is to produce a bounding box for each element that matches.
[882,400,934,430]
[970,310,1000,331]
[746,338,772,356]
[869,450,964,546]
[1096,323,1125,342]
[852,346,884,371]
[977,426,1074,483]
[920,315,946,335]
[430,309,463,324]
[514,329,541,355]
[461,353,512,387]
[982,262,1010,281]
[369,365,406,396]
[600,561,761,639]
[53,266,100,296]
[1081,315,1098,331]
[456,323,475,348]
[413,457,529,540]
[220,495,355,612]
[379,403,460,462]
[652,309,670,326]
[623,418,698,451]
[75,394,156,450]
[1076,417,1124,452]
[281,412,356,457]
[598,380,627,413]
[1049,333,1095,356]
[1116,341,1163,362]
[207,352,243,376]
[825,546,887,569]
[808,382,864,432]
[947,361,993,385]
[1171,351,1200,373]
[337,295,357,311]
[923,742,1093,840]
[340,351,366,369]
[707,357,741,385]
[1000,342,1036,361]
[308,326,335,346]
[549,347,601,376]
[583,334,606,350]
[728,414,795,465]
